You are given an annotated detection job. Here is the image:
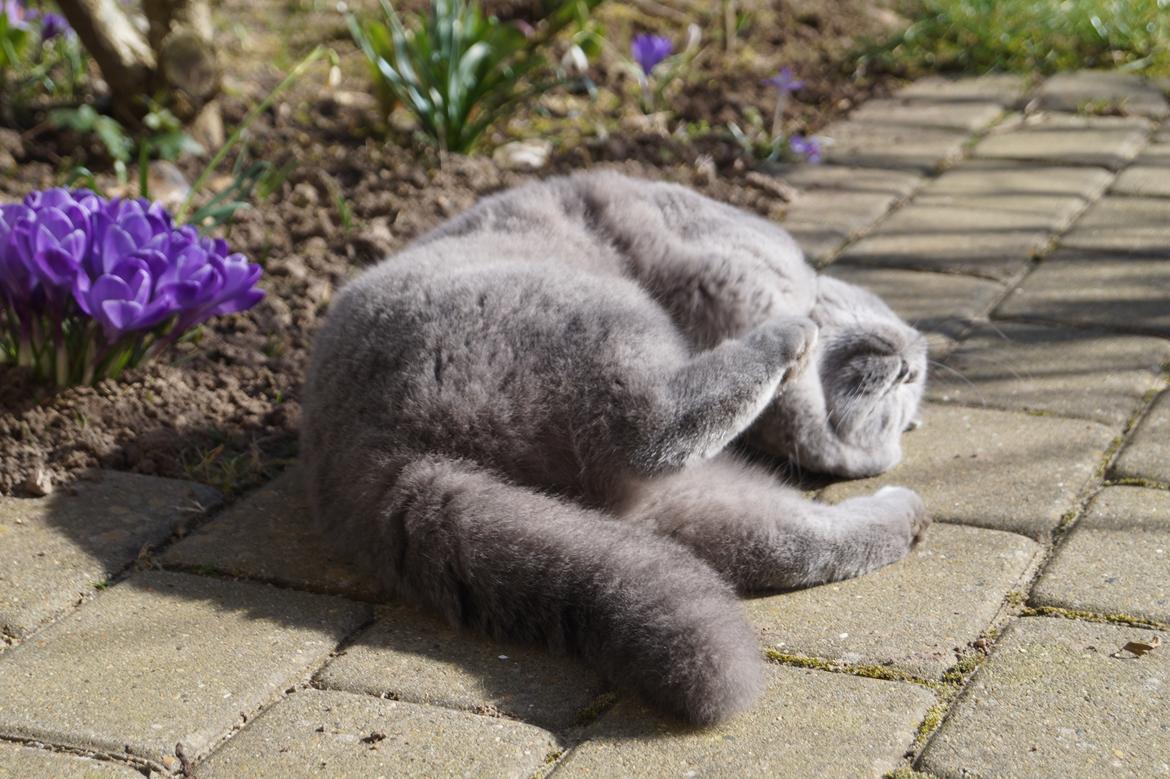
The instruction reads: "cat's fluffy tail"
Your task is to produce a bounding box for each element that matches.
[318,454,764,725]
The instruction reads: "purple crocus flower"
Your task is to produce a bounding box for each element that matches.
[154,236,264,330]
[0,203,39,308]
[65,196,263,340]
[763,67,805,94]
[765,67,805,138]
[74,254,176,339]
[39,11,70,41]
[789,135,823,164]
[1,0,28,29]
[0,188,263,384]
[631,33,673,76]
[21,189,95,288]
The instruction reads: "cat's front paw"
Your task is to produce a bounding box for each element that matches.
[875,485,930,545]
[745,315,818,381]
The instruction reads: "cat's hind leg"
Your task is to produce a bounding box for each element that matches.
[337,453,765,725]
[616,454,930,592]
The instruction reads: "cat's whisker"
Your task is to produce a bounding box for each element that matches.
[927,358,976,387]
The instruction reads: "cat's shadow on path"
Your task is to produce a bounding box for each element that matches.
[29,444,840,741]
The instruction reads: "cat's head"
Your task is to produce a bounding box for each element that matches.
[748,276,927,478]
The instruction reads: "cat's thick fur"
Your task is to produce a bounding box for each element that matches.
[303,171,930,725]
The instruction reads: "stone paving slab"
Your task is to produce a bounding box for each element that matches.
[0,571,370,766]
[0,742,142,778]
[1113,392,1170,484]
[820,119,971,172]
[1034,70,1170,119]
[973,114,1151,170]
[926,160,1113,199]
[995,249,1170,337]
[196,688,557,779]
[1111,137,1170,197]
[920,617,1170,778]
[839,224,1048,282]
[772,163,923,199]
[847,98,1004,132]
[822,403,1115,539]
[1059,196,1170,256]
[1032,487,1170,625]
[929,321,1170,425]
[838,193,1086,280]
[0,471,221,638]
[894,74,1030,106]
[557,664,935,779]
[1112,163,1170,198]
[746,523,1039,678]
[315,602,604,731]
[160,468,383,601]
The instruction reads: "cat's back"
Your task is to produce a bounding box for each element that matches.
[304,190,691,490]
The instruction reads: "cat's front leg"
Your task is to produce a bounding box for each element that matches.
[625,314,818,473]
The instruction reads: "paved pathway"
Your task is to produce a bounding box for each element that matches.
[2,71,1170,778]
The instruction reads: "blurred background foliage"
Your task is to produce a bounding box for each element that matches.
[864,0,1170,76]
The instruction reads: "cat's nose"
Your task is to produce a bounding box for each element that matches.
[897,360,917,384]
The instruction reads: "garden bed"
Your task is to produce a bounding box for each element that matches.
[0,0,904,496]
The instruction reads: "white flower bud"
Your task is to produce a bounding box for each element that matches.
[561,45,588,75]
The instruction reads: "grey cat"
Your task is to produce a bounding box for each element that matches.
[302,170,929,725]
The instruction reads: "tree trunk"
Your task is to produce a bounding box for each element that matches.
[143,0,222,147]
[56,0,156,120]
[57,0,221,141]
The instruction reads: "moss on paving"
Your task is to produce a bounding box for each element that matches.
[1022,605,1169,630]
[1107,476,1170,491]
[573,691,619,727]
[763,649,941,691]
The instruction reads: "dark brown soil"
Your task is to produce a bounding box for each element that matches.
[0,0,905,496]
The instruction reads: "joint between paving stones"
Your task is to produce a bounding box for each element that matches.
[0,733,153,776]
[530,747,569,779]
[922,395,1130,427]
[911,701,952,752]
[1021,605,1170,631]
[158,558,386,605]
[1106,476,1170,491]
[762,649,945,693]
[10,484,241,646]
[171,609,380,773]
[0,490,336,660]
[571,691,621,729]
[903,651,994,759]
[1099,381,1167,482]
[987,310,1170,341]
